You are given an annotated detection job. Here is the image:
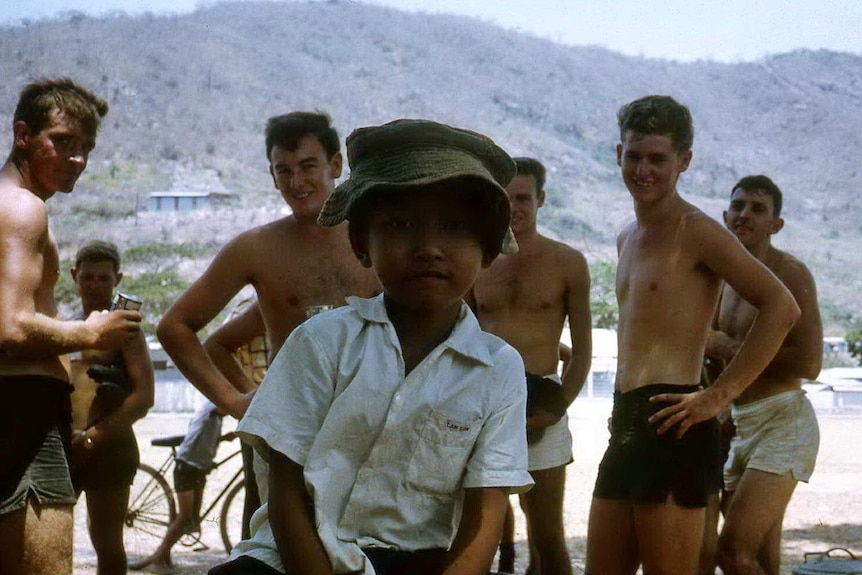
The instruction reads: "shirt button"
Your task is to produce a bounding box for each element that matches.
[393,394,402,405]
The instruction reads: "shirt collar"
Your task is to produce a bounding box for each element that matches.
[346,294,493,367]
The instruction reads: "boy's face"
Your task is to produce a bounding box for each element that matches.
[357,185,488,315]
[14,111,96,198]
[269,134,343,219]
[506,174,544,236]
[71,259,121,312]
[616,131,691,205]
[723,187,783,250]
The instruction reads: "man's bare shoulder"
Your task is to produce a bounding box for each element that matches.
[538,235,588,274]
[767,247,817,293]
[617,220,637,250]
[0,182,48,232]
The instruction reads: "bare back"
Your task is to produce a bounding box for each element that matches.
[615,205,722,392]
[717,246,822,404]
[473,235,585,376]
[0,176,67,380]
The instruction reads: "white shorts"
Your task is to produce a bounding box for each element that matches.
[724,390,819,492]
[527,374,573,472]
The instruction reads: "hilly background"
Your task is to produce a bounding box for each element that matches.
[1,0,860,335]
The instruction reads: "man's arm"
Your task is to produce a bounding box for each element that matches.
[203,302,266,394]
[157,237,256,419]
[651,217,799,436]
[757,259,823,381]
[73,332,154,444]
[268,450,332,575]
[560,248,592,405]
[441,487,509,575]
[0,200,139,356]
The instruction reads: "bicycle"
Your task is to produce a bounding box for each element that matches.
[124,431,246,558]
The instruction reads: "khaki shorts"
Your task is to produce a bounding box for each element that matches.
[724,390,819,492]
[527,374,573,472]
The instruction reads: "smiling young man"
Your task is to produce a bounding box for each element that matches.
[584,96,800,575]
[471,157,592,575]
[707,176,822,575]
[158,112,379,421]
[0,79,142,575]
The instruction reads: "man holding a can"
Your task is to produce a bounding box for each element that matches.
[0,79,142,575]
[66,240,154,575]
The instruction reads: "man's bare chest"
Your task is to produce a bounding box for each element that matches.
[478,257,563,312]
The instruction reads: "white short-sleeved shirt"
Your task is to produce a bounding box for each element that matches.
[234,294,532,574]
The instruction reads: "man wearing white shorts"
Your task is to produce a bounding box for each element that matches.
[707,175,823,575]
[472,157,592,575]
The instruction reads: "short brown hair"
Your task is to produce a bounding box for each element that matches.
[514,157,546,192]
[265,111,339,160]
[617,95,693,153]
[14,78,109,137]
[75,240,121,273]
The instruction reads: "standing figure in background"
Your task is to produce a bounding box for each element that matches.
[0,78,141,575]
[68,240,154,575]
[130,401,224,572]
[472,157,592,575]
[710,175,822,575]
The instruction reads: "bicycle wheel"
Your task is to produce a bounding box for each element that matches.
[219,479,246,554]
[125,463,177,560]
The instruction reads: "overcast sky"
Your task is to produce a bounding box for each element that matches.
[2,0,860,63]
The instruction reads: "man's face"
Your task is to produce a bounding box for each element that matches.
[71,260,121,312]
[616,132,691,205]
[15,111,96,198]
[506,174,544,236]
[269,135,343,219]
[723,187,783,250]
[359,185,487,316]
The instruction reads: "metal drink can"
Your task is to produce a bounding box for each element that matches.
[112,292,144,311]
[305,304,334,319]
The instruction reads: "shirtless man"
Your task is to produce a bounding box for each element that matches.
[68,240,154,575]
[472,157,592,575]
[0,79,141,575]
[157,111,379,420]
[709,175,822,575]
[585,96,800,575]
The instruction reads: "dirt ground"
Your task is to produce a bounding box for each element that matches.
[72,398,862,574]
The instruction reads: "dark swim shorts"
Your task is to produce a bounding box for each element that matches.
[71,429,140,493]
[593,383,723,508]
[174,460,209,493]
[0,376,77,514]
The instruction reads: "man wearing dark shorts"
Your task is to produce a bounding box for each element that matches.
[67,240,154,575]
[0,79,142,575]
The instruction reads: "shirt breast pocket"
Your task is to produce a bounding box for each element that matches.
[405,410,481,496]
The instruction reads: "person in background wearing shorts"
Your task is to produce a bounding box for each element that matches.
[471,156,592,575]
[67,240,154,575]
[707,175,822,575]
[130,401,224,571]
[585,96,800,575]
[0,78,141,575]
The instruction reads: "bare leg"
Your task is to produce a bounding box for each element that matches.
[698,492,721,575]
[0,500,73,575]
[129,489,197,571]
[521,465,571,575]
[585,498,639,575]
[717,469,796,575]
[86,487,132,575]
[498,501,516,573]
[634,497,704,575]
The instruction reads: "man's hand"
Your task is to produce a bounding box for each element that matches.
[85,309,141,349]
[706,330,740,362]
[647,387,727,438]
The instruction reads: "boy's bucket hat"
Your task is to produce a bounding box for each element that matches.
[318,119,519,255]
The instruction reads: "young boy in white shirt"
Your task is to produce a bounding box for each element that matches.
[211,119,533,575]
